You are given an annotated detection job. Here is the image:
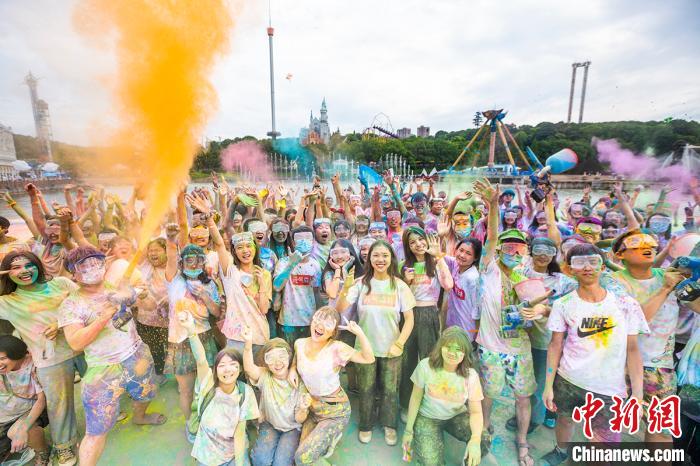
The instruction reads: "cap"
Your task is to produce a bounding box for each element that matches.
[501,188,516,197]
[181,244,205,258]
[497,229,527,244]
[531,237,557,248]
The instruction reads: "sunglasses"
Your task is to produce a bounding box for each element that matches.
[500,243,528,255]
[570,255,603,270]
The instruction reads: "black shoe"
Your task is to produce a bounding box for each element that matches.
[505,416,539,433]
[541,446,569,466]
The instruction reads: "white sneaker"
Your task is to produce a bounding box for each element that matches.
[56,447,77,466]
[358,430,372,444]
[384,427,398,446]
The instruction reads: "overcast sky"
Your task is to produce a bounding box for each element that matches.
[1,0,699,146]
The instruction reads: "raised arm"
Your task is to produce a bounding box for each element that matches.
[613,181,640,231]
[179,312,211,388]
[187,192,231,274]
[426,233,453,291]
[165,238,179,282]
[545,193,562,247]
[25,184,46,236]
[176,190,189,248]
[241,326,263,384]
[473,178,500,266]
[3,192,40,239]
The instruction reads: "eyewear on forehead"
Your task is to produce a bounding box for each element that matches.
[312,313,336,331]
[622,234,658,250]
[500,242,528,255]
[313,218,331,227]
[264,348,290,365]
[577,223,602,234]
[531,245,557,256]
[75,256,105,270]
[570,255,603,270]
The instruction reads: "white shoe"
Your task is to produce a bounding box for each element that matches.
[55,447,77,466]
[358,430,372,444]
[384,427,398,446]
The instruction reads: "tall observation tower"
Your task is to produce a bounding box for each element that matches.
[266,2,281,140]
[24,71,53,161]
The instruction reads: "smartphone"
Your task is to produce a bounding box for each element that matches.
[414,262,426,275]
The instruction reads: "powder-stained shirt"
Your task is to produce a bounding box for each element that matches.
[411,359,483,421]
[58,291,142,367]
[136,263,169,328]
[0,277,79,368]
[191,370,259,466]
[476,260,530,354]
[444,258,480,341]
[253,370,306,432]
[295,338,355,398]
[0,355,42,424]
[345,277,416,357]
[548,290,649,397]
[611,269,679,369]
[166,275,218,343]
[402,261,441,304]
[274,257,322,327]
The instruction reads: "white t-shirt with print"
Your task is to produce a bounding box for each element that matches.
[411,359,483,421]
[295,338,355,398]
[547,290,649,397]
[345,277,416,357]
[253,371,306,432]
[275,257,322,327]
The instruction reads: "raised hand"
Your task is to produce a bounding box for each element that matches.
[338,316,364,337]
[437,213,450,238]
[241,325,253,344]
[2,191,16,206]
[331,173,340,185]
[298,393,312,410]
[473,178,498,204]
[425,232,442,257]
[455,191,472,201]
[185,191,212,216]
[342,256,355,276]
[177,311,197,336]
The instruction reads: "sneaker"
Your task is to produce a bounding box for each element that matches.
[541,446,569,466]
[56,447,77,466]
[358,430,372,444]
[543,417,557,429]
[505,416,539,433]
[34,450,51,466]
[384,427,397,446]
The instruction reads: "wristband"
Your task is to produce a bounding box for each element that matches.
[8,202,16,207]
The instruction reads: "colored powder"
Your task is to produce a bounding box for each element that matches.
[73,0,233,271]
[594,138,693,203]
[221,140,276,182]
[273,138,317,177]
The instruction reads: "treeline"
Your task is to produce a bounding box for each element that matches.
[11,119,700,177]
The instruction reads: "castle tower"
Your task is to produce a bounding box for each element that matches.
[320,97,328,123]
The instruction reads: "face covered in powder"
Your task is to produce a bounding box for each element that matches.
[271,222,290,243]
[313,219,332,245]
[263,347,290,378]
[74,256,107,286]
[7,256,40,287]
[247,221,268,244]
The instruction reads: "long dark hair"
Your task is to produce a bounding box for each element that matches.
[428,326,474,378]
[213,348,243,387]
[321,239,364,293]
[231,238,262,269]
[269,218,292,258]
[362,240,400,294]
[401,226,436,279]
[1,251,51,295]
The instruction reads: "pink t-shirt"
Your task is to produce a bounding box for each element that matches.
[295,338,355,398]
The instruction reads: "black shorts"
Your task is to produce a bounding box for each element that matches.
[0,410,49,456]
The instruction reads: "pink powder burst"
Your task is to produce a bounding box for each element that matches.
[220,140,276,181]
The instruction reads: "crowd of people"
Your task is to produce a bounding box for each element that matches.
[0,171,698,466]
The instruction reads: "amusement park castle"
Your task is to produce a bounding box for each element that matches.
[300,98,331,146]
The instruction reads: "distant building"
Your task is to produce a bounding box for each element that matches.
[417,125,430,137]
[0,124,18,179]
[300,98,331,146]
[397,127,412,139]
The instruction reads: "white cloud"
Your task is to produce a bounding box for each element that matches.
[1,0,698,145]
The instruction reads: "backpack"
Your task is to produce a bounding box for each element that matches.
[187,379,247,437]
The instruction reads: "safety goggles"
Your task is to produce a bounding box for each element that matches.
[98,232,117,242]
[271,223,290,233]
[386,211,401,220]
[293,232,314,243]
[602,228,620,239]
[311,314,337,331]
[621,233,658,250]
[189,228,210,239]
[531,244,558,257]
[232,232,255,248]
[504,213,518,221]
[330,247,350,259]
[649,218,671,230]
[263,348,290,366]
[577,223,602,235]
[74,256,106,273]
[182,255,206,266]
[569,255,603,270]
[500,242,528,256]
[248,222,267,234]
[561,239,584,256]
[369,222,387,231]
[313,218,332,227]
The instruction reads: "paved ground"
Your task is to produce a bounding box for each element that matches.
[5,373,600,466]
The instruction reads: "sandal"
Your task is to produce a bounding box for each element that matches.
[516,442,535,466]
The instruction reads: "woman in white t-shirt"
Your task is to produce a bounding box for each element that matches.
[336,240,416,446]
[180,312,259,466]
[293,306,375,465]
[241,328,309,466]
[402,327,485,466]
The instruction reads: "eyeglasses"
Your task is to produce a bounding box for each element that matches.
[500,243,528,255]
[570,255,603,270]
[531,245,557,257]
[621,234,658,250]
[311,314,337,331]
[263,348,290,366]
[577,223,602,234]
